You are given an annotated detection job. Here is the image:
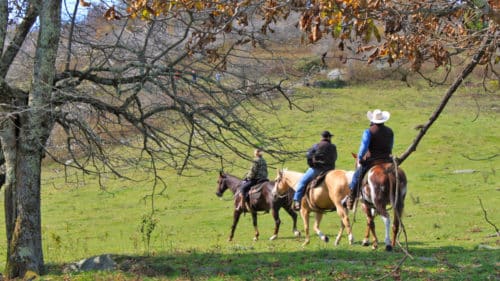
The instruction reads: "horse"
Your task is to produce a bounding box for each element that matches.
[273,168,354,247]
[351,153,407,251]
[215,171,300,241]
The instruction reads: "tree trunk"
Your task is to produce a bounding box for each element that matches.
[2,0,60,278]
[4,122,45,277]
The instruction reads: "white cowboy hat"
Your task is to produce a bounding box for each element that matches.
[367,109,390,124]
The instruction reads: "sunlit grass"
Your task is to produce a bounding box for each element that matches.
[0,80,497,280]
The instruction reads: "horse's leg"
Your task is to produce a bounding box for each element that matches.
[284,203,300,237]
[379,208,392,251]
[313,212,329,243]
[392,208,402,249]
[229,209,242,242]
[301,208,311,247]
[251,211,259,241]
[392,188,405,250]
[269,205,281,241]
[335,206,353,246]
[362,204,378,249]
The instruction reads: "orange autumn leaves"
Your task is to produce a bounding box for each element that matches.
[100,0,498,71]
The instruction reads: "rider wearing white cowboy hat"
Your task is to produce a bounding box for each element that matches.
[346,109,394,210]
[367,109,390,124]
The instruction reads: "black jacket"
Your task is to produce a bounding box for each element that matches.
[308,139,337,171]
[367,124,393,161]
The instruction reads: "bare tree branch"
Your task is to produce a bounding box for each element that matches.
[0,0,38,78]
[397,31,495,165]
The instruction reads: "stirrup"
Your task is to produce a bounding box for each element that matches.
[293,201,301,211]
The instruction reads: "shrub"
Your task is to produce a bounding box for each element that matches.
[294,57,322,73]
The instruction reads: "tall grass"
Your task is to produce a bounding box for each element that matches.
[0,80,497,280]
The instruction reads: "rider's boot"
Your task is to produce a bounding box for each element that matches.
[236,193,245,212]
[293,200,301,211]
[244,193,251,212]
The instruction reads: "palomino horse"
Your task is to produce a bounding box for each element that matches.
[273,169,354,247]
[215,171,300,241]
[352,153,407,251]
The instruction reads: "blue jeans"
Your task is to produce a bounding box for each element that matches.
[349,166,367,191]
[293,167,320,202]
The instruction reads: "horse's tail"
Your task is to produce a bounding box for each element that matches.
[390,167,407,222]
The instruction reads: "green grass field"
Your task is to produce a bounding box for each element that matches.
[0,80,498,280]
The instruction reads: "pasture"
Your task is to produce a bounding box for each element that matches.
[0,80,497,280]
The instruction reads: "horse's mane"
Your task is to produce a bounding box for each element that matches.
[281,168,304,177]
[223,173,242,180]
[280,168,354,185]
[277,168,304,187]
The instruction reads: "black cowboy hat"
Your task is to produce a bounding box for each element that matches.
[321,130,333,138]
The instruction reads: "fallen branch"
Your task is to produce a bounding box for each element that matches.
[478,197,499,236]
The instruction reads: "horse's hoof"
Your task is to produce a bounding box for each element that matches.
[302,240,310,247]
[385,245,393,252]
[323,236,330,243]
[269,235,277,241]
[228,238,233,242]
[253,237,258,242]
[293,230,301,237]
[372,245,378,250]
[334,237,341,246]
[362,240,370,247]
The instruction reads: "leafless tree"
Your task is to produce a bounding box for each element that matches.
[0,0,297,278]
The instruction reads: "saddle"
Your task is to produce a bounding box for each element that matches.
[248,179,269,201]
[304,169,337,213]
[307,169,331,190]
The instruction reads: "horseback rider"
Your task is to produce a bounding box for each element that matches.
[237,148,268,211]
[347,109,394,210]
[293,131,337,211]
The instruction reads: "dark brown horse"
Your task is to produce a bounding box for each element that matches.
[215,171,300,241]
[352,153,407,251]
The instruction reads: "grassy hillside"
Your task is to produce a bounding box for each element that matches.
[0,80,497,280]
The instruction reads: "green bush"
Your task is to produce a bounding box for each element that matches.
[294,57,322,73]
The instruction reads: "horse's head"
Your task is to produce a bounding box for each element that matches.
[215,171,229,197]
[272,169,289,197]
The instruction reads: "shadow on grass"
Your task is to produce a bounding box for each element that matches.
[45,245,498,280]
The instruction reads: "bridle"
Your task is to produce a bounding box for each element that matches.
[216,174,229,196]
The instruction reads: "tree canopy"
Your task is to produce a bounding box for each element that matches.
[118,0,499,84]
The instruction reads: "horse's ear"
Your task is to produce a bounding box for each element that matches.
[219,170,224,176]
[351,152,357,159]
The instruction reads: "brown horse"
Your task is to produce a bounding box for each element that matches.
[351,153,407,251]
[215,171,300,241]
[273,169,354,247]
